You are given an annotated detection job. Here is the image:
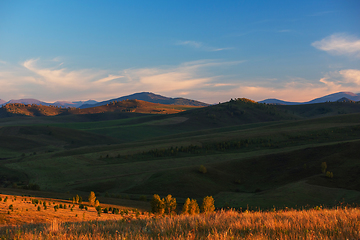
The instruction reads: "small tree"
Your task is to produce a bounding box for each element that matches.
[189,199,200,215]
[88,192,96,207]
[182,198,191,215]
[326,171,334,178]
[96,206,102,216]
[164,195,177,215]
[75,195,80,204]
[95,200,100,207]
[199,165,207,174]
[321,162,327,174]
[201,196,215,213]
[151,194,164,214]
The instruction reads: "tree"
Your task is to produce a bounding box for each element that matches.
[182,198,191,215]
[201,196,215,213]
[164,195,177,215]
[321,162,327,173]
[199,165,207,174]
[189,199,200,215]
[88,191,96,207]
[151,194,164,214]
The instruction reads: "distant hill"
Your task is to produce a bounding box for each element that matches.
[336,97,355,103]
[52,100,98,108]
[1,99,98,108]
[7,98,49,105]
[257,99,300,105]
[0,100,200,118]
[259,92,360,105]
[79,92,209,108]
[306,92,360,104]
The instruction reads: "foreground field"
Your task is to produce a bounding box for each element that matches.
[1,207,359,239]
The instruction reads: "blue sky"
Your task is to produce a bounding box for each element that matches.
[0,0,359,103]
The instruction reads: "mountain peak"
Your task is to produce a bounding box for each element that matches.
[79,92,209,108]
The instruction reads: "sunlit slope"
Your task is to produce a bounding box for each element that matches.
[0,100,199,118]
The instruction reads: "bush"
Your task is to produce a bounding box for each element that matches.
[199,165,207,174]
[201,196,215,213]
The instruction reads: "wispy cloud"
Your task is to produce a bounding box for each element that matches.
[308,11,336,17]
[0,58,243,102]
[176,40,233,52]
[312,33,360,57]
[1,57,359,104]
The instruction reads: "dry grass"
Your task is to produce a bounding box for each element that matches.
[0,194,145,227]
[0,201,359,239]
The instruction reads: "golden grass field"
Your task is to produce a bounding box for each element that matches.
[0,193,359,239]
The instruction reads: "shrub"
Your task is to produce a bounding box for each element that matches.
[199,165,207,174]
[201,196,215,213]
[151,194,164,214]
[79,204,84,210]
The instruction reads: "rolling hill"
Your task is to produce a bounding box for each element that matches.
[0,100,200,118]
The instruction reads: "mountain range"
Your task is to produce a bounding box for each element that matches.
[1,91,359,108]
[0,99,97,108]
[259,92,360,105]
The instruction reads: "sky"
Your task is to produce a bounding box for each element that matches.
[0,0,359,104]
